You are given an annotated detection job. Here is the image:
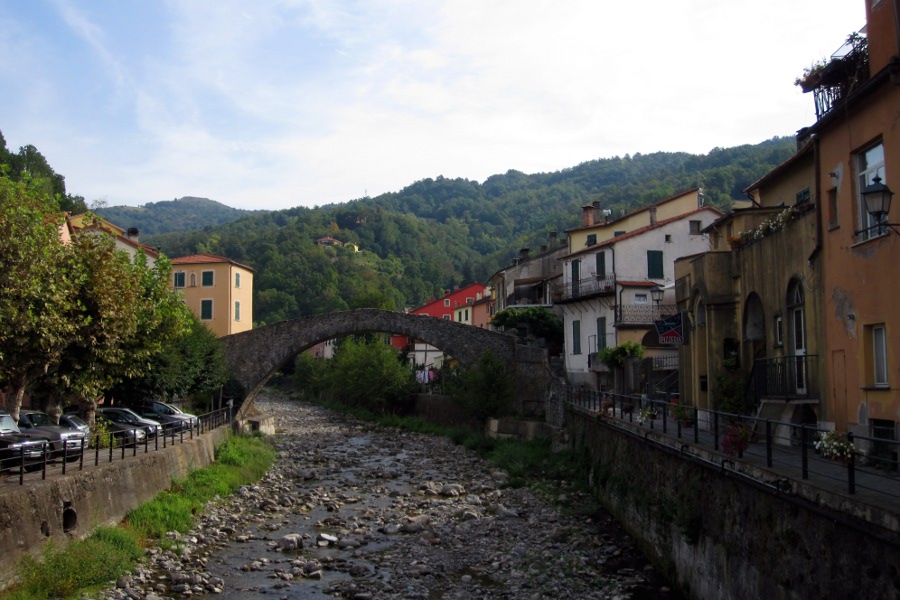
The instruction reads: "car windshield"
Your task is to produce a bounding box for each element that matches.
[65,416,87,427]
[153,403,177,415]
[28,413,52,426]
[0,415,20,433]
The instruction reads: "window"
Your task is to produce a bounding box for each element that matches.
[634,293,649,304]
[464,308,469,321]
[596,317,607,351]
[795,187,811,205]
[442,314,450,320]
[596,252,606,277]
[466,297,473,304]
[572,320,581,354]
[827,188,839,229]
[857,143,886,240]
[234,301,241,321]
[235,272,241,288]
[173,272,185,288]
[614,230,626,237]
[200,300,213,320]
[689,220,702,234]
[873,325,888,387]
[586,233,597,246]
[774,315,784,346]
[201,271,214,286]
[665,234,672,243]
[444,299,451,307]
[647,250,664,279]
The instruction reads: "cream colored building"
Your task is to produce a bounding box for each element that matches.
[170,253,254,337]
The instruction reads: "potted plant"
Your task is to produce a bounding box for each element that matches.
[722,422,753,457]
[637,406,659,424]
[670,396,693,426]
[814,431,855,463]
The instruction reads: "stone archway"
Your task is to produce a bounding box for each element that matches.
[220,308,549,418]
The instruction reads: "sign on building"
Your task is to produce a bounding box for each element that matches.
[654,312,684,345]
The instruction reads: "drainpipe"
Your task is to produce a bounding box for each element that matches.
[808,134,823,264]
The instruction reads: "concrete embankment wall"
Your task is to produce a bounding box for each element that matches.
[0,426,229,586]
[566,406,900,600]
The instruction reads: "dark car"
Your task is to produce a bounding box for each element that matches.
[60,412,146,447]
[98,407,161,439]
[17,409,87,460]
[0,412,52,472]
[128,401,199,433]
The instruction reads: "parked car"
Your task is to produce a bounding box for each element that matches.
[59,414,90,435]
[60,412,146,447]
[97,407,161,439]
[127,401,199,433]
[0,411,52,472]
[17,410,87,460]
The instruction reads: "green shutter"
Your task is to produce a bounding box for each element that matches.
[597,317,607,350]
[596,252,606,277]
[573,320,581,355]
[647,250,664,279]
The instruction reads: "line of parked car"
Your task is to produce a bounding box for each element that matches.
[0,400,201,473]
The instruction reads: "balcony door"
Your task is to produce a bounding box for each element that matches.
[571,260,580,296]
[788,282,807,395]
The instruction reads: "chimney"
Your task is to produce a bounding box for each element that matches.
[582,205,593,227]
[518,248,530,260]
[540,245,547,253]
[592,201,602,225]
[127,227,139,242]
[549,231,558,247]
[649,206,657,226]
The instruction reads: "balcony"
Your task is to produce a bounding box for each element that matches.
[554,274,615,303]
[615,303,678,326]
[797,32,868,121]
[753,355,819,402]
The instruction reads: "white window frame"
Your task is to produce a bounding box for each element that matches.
[857,142,886,240]
[634,293,649,304]
[234,301,241,322]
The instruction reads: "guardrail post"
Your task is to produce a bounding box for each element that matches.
[109,434,114,463]
[95,436,100,466]
[801,426,809,479]
[766,420,773,467]
[847,432,856,494]
[19,447,25,485]
[714,411,720,451]
[121,437,126,460]
[693,407,699,443]
[41,445,47,480]
[61,446,67,475]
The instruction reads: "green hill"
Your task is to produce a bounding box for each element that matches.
[94,197,266,236]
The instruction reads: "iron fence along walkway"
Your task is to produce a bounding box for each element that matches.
[562,386,900,509]
[0,408,231,486]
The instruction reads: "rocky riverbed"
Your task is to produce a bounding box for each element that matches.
[98,392,679,599]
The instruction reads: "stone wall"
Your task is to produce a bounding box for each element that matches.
[566,405,900,600]
[0,427,229,586]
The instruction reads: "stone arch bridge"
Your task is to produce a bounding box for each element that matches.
[220,308,551,419]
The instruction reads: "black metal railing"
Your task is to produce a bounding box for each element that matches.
[554,274,616,302]
[562,386,900,506]
[753,355,819,401]
[0,407,231,485]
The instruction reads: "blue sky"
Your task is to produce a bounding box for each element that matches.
[1,0,865,211]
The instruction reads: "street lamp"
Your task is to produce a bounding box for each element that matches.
[650,285,663,318]
[857,176,898,236]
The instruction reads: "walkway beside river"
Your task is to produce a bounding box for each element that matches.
[98,391,679,600]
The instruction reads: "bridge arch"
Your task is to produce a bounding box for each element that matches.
[220,308,531,417]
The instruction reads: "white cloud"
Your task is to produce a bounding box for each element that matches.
[0,0,865,209]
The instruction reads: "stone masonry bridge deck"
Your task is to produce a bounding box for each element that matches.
[220,308,551,418]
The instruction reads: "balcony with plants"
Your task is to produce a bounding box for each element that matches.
[554,273,616,303]
[795,32,869,121]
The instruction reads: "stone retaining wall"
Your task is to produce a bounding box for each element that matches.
[0,426,229,586]
[566,405,900,600]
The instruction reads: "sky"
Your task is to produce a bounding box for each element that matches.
[1,1,866,211]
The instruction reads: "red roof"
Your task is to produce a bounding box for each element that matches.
[171,253,255,272]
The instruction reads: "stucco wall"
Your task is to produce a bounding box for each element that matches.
[0,426,229,586]
[566,405,900,600]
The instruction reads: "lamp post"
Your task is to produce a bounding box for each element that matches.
[651,285,664,319]
[857,176,898,236]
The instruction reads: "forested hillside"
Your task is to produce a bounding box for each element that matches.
[144,136,797,325]
[95,197,266,236]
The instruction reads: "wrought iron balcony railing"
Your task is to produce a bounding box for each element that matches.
[554,274,616,302]
[753,355,819,401]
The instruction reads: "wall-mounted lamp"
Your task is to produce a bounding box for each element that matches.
[856,176,898,236]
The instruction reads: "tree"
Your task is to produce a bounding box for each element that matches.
[318,338,415,412]
[0,178,77,420]
[445,350,515,423]
[491,307,563,347]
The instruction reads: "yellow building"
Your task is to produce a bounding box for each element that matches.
[170,253,254,337]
